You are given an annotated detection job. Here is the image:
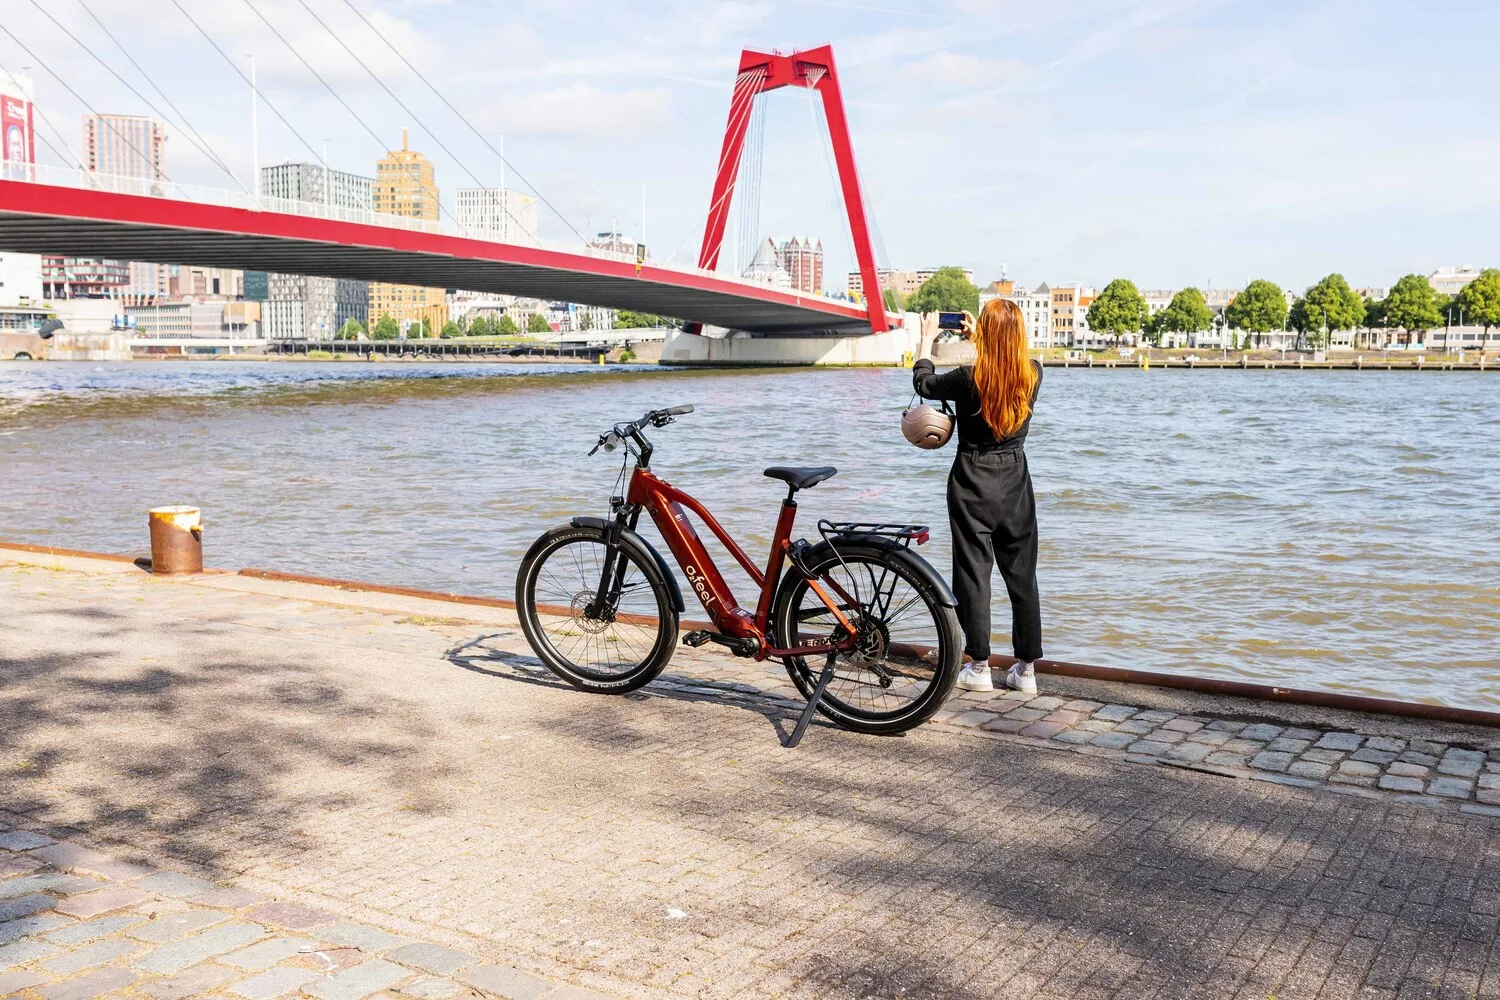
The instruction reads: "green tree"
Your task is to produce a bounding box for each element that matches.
[526,312,553,334]
[371,314,399,340]
[615,310,658,329]
[494,314,519,335]
[1382,273,1444,337]
[1086,278,1149,341]
[335,317,365,341]
[579,311,594,331]
[1287,297,1319,348]
[1224,280,1288,340]
[407,318,430,339]
[882,287,906,313]
[1147,286,1212,344]
[908,266,980,315]
[1291,273,1364,349]
[1454,268,1500,349]
[466,315,492,338]
[440,320,461,339]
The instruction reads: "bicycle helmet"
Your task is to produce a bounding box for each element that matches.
[901,401,953,449]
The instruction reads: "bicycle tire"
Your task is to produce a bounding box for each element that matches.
[771,540,961,735]
[516,522,678,694]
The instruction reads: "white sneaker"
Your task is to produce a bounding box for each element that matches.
[955,661,994,692]
[1005,662,1037,695]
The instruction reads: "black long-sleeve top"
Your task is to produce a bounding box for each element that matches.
[912,358,1043,452]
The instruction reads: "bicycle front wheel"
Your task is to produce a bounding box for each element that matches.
[516,522,678,693]
[771,540,961,735]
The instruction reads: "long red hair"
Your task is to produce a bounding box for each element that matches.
[971,298,1037,438]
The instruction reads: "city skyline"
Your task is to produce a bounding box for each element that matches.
[0,1,1495,294]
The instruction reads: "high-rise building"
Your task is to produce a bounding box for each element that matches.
[456,187,539,246]
[260,163,373,339]
[261,162,373,214]
[775,237,823,295]
[368,129,446,333]
[77,113,167,300]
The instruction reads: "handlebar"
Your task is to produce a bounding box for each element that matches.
[588,404,694,456]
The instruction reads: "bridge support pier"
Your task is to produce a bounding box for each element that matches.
[660,316,918,367]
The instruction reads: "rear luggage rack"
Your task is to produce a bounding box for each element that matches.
[818,520,930,547]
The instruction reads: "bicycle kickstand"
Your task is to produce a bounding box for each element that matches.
[785,652,838,749]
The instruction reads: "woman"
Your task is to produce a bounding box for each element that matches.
[913,298,1043,694]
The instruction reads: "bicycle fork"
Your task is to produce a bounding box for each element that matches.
[585,505,639,621]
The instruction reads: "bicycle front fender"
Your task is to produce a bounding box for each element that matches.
[569,516,686,614]
[793,535,958,608]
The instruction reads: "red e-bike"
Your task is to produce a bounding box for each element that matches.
[515,405,962,742]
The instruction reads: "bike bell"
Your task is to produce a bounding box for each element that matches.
[901,399,954,449]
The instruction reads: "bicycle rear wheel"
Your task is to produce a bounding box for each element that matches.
[516,522,678,693]
[771,540,961,735]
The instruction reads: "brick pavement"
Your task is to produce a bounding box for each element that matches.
[1,552,1499,999]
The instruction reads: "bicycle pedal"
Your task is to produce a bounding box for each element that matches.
[682,630,713,648]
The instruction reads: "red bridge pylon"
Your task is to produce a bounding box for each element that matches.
[698,45,888,334]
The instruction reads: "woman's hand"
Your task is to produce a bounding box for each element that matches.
[917,312,939,361]
[960,310,977,341]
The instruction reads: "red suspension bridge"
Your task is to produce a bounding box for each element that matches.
[0,45,894,338]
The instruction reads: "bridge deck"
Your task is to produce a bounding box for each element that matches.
[0,181,872,336]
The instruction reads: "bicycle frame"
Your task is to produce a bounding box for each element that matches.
[621,464,858,660]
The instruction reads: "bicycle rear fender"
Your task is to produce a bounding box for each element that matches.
[796,535,959,608]
[570,516,687,613]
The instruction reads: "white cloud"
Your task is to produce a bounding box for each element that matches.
[495,84,673,138]
[896,51,1024,88]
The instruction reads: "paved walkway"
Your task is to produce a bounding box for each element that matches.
[2,550,1499,999]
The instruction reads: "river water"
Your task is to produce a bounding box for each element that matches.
[2,360,1496,709]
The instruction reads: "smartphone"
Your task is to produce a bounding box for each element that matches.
[936,311,966,331]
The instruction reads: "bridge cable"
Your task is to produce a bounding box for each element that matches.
[659,66,766,269]
[334,0,588,245]
[286,0,536,244]
[170,0,327,173]
[26,0,247,194]
[734,92,766,276]
[0,63,86,170]
[802,70,860,295]
[0,22,172,182]
[71,0,247,193]
[237,0,463,232]
[658,67,765,268]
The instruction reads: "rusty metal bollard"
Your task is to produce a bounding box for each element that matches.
[148,506,203,574]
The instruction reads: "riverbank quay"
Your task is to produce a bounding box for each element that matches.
[2,549,1499,999]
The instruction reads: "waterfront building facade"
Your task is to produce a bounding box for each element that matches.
[0,250,43,307]
[847,267,975,300]
[265,274,368,340]
[1050,284,1097,347]
[1428,266,1481,296]
[776,237,823,294]
[369,130,446,333]
[456,187,539,246]
[259,164,373,340]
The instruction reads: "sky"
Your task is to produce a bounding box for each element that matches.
[1,0,1496,294]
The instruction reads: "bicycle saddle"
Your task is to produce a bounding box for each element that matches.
[763,466,838,490]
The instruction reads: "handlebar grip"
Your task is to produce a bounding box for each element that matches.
[660,404,694,416]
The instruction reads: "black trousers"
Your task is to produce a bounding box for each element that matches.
[946,448,1043,662]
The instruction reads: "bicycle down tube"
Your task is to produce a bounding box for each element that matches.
[624,465,858,659]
